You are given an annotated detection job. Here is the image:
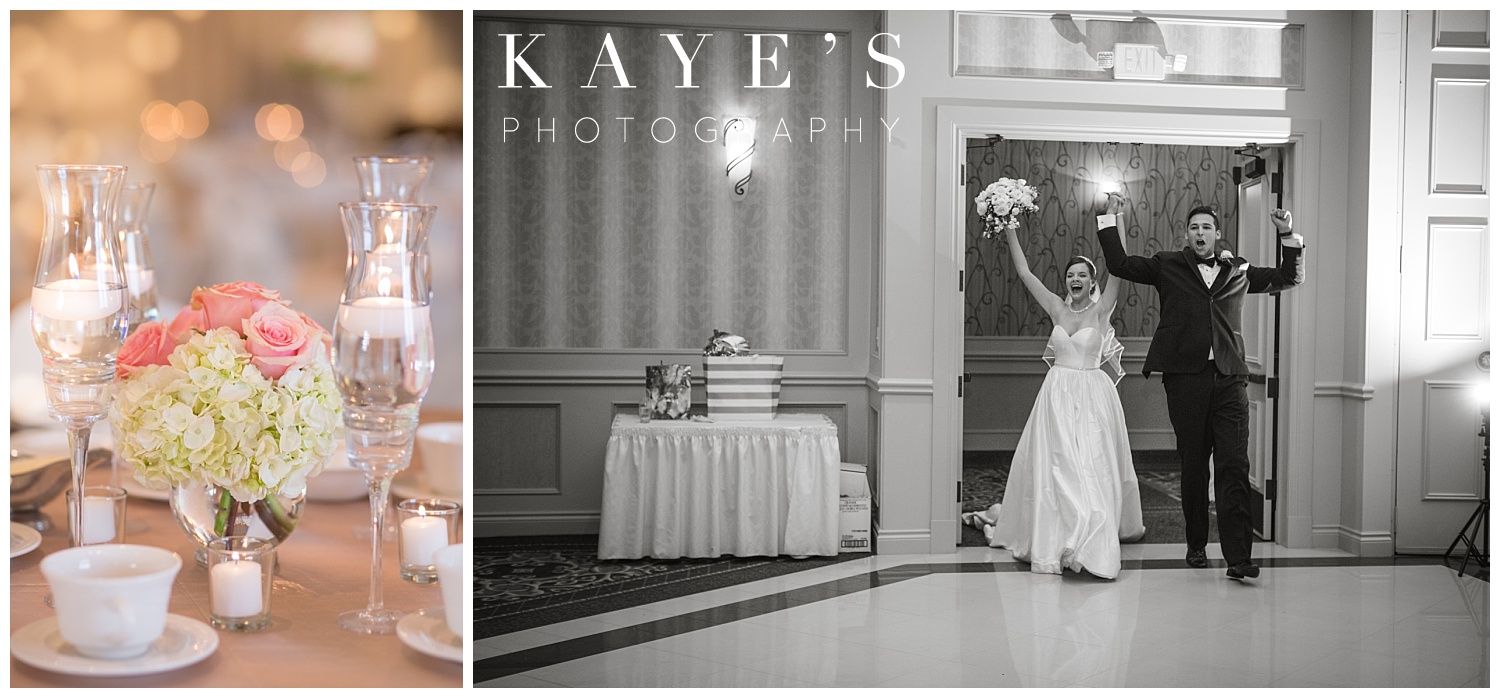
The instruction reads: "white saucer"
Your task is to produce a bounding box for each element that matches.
[396,607,461,662]
[11,522,42,558]
[391,473,448,502]
[11,613,218,677]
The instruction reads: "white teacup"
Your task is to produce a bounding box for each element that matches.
[434,543,463,638]
[416,422,463,498]
[40,544,182,659]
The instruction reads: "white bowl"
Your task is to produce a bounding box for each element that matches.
[306,450,365,502]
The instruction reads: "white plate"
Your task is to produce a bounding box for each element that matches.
[11,522,42,558]
[396,607,461,662]
[122,477,171,502]
[10,613,218,677]
[391,472,446,502]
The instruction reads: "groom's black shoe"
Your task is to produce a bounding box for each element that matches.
[1226,561,1261,580]
[1186,548,1208,568]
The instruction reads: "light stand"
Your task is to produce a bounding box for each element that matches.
[1444,403,1489,577]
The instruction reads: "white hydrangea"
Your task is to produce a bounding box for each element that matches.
[109,327,341,503]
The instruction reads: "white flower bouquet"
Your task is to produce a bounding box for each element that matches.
[975,177,1040,238]
[109,281,341,539]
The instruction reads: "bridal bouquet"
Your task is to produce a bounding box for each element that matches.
[109,282,341,536]
[975,177,1039,238]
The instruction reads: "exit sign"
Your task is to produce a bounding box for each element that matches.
[1113,43,1166,81]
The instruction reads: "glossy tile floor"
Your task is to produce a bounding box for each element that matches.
[475,543,1490,688]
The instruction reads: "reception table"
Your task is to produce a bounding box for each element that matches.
[9,412,464,688]
[598,413,841,560]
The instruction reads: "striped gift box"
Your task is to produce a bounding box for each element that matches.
[704,355,783,420]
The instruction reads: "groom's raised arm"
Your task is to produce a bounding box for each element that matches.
[1096,213,1158,285]
[1247,208,1306,294]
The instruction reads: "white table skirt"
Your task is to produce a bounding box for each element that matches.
[598,413,841,560]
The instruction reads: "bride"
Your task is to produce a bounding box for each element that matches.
[964,224,1146,579]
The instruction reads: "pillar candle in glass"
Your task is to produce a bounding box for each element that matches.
[207,537,275,632]
[397,498,460,583]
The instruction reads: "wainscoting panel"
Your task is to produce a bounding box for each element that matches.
[474,402,563,495]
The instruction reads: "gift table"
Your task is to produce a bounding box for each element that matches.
[9,411,464,688]
[598,413,841,560]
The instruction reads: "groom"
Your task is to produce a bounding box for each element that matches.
[1096,194,1304,581]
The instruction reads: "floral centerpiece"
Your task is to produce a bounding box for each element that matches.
[109,281,341,550]
[975,177,1040,238]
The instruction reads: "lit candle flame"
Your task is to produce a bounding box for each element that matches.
[67,253,80,279]
[378,275,391,296]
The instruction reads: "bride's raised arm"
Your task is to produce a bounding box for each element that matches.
[1005,226,1063,319]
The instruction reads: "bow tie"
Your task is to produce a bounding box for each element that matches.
[1196,257,1218,268]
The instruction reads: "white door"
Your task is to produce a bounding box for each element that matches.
[1394,11,1491,553]
[1236,148,1283,541]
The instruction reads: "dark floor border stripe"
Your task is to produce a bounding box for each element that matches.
[474,555,1482,684]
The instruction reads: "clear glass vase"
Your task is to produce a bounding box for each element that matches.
[168,482,305,566]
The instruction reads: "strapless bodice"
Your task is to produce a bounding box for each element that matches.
[1048,325,1104,370]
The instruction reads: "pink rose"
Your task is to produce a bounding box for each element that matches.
[297,311,333,359]
[116,321,176,380]
[244,302,320,380]
[192,281,283,334]
[166,305,209,343]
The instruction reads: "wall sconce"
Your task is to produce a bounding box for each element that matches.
[724,117,755,200]
[1100,180,1121,194]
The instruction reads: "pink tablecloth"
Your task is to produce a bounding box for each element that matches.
[10,414,464,688]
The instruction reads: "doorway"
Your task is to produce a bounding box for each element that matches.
[933,105,1315,553]
[958,137,1287,544]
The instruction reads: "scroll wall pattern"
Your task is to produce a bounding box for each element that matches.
[965,139,1241,338]
[475,19,850,351]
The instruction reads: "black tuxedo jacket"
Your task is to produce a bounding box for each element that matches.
[1097,226,1304,377]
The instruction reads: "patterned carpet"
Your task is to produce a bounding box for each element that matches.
[960,450,1217,547]
[475,536,868,639]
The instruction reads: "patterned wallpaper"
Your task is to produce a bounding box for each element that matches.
[475,19,851,351]
[965,139,1241,338]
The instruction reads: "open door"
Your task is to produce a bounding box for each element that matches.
[1235,145,1284,541]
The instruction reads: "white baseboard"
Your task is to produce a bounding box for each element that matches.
[874,528,932,555]
[1331,525,1395,556]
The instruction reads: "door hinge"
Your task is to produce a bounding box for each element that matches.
[960,163,966,185]
[958,374,964,398]
[957,481,963,503]
[1268,376,1279,399]
[959,270,964,292]
[1264,478,1276,502]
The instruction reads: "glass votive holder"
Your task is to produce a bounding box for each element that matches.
[207,537,275,632]
[398,499,461,583]
[66,485,127,545]
[637,400,652,423]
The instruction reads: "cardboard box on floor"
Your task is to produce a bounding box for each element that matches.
[839,462,874,553]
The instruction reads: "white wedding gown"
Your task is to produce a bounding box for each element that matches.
[966,324,1145,579]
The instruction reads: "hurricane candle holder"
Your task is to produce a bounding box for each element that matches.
[30,164,130,549]
[397,498,460,583]
[114,181,159,331]
[333,201,437,634]
[207,537,275,632]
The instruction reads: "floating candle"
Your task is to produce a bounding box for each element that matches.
[31,279,126,321]
[336,297,431,339]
